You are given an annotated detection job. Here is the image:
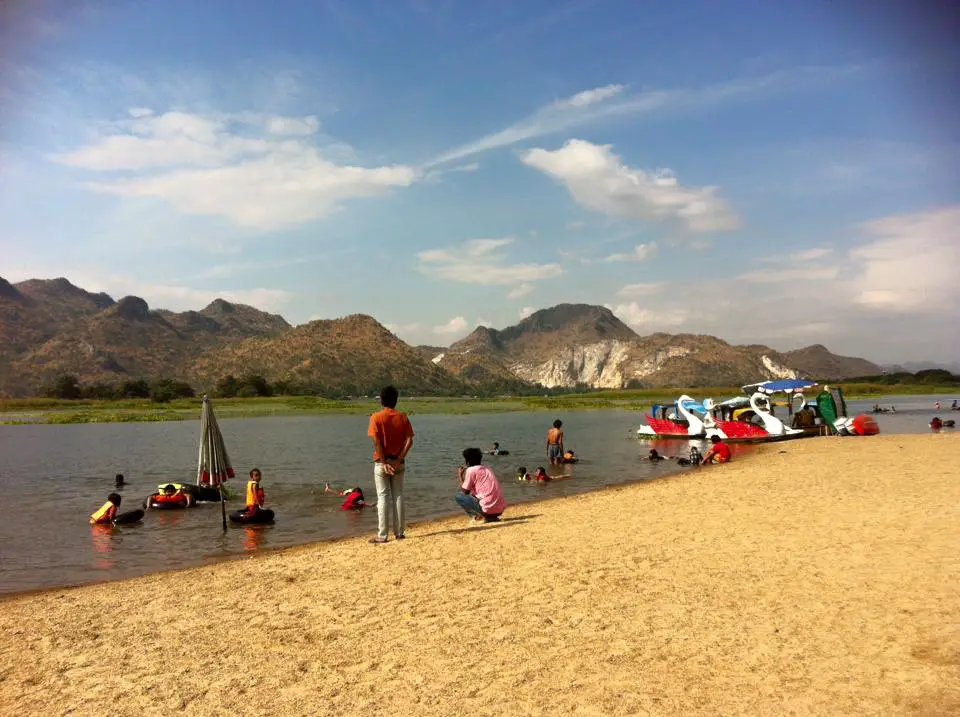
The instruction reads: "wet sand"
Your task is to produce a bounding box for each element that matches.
[2,434,958,716]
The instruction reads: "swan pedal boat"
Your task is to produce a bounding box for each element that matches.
[637,381,876,443]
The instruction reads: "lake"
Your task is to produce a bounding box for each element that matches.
[0,395,949,595]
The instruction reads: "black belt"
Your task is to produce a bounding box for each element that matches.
[375,455,401,463]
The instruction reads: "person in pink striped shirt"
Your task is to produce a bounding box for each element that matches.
[456,448,506,523]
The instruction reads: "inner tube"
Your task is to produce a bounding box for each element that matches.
[147,493,191,509]
[113,509,145,525]
[229,509,275,524]
[161,483,222,502]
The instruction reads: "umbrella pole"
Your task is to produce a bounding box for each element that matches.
[220,484,227,531]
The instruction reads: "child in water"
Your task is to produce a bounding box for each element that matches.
[340,487,370,511]
[244,468,265,516]
[90,493,122,524]
[517,466,531,481]
[534,467,550,482]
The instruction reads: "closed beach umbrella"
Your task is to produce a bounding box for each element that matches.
[197,395,235,530]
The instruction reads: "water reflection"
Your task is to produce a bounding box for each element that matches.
[90,524,116,569]
[242,525,268,552]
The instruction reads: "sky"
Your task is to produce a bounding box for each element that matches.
[1,0,958,364]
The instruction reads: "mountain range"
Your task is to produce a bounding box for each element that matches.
[0,276,885,397]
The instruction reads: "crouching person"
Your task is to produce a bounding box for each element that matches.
[456,447,506,523]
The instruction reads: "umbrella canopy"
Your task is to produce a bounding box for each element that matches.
[197,395,236,487]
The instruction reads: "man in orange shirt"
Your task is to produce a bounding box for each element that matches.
[367,385,415,543]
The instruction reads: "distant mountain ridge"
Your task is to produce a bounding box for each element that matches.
[0,277,884,396]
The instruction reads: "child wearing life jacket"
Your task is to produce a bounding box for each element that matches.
[534,467,550,482]
[340,488,369,511]
[244,468,265,516]
[517,466,531,481]
[90,493,122,524]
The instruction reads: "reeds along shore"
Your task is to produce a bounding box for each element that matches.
[1,434,958,716]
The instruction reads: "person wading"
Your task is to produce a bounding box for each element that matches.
[367,385,415,544]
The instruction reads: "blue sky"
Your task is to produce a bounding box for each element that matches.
[1,0,958,363]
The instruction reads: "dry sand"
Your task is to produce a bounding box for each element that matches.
[1,434,958,716]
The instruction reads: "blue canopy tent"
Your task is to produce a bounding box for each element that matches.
[745,379,819,395]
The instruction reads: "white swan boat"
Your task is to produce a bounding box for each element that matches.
[639,381,878,443]
[636,395,707,438]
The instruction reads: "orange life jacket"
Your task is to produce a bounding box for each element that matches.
[90,501,117,524]
[246,480,264,509]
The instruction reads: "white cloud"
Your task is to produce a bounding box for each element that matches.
[428,65,859,166]
[738,267,839,283]
[609,302,690,331]
[789,247,833,262]
[850,206,960,312]
[128,107,153,118]
[617,282,666,298]
[49,110,417,230]
[434,316,468,335]
[557,84,625,108]
[522,140,739,232]
[605,242,659,263]
[416,238,564,286]
[266,115,320,136]
[506,283,534,300]
[475,318,492,327]
[385,316,473,344]
[519,306,535,319]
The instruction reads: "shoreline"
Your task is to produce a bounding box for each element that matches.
[1,386,954,425]
[1,459,695,600]
[2,434,958,715]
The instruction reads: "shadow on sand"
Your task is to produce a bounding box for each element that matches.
[415,514,542,539]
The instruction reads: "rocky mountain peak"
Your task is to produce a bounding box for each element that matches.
[111,296,152,321]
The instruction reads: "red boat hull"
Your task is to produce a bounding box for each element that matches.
[643,416,697,437]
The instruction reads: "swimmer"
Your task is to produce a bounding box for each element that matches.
[90,493,122,524]
[562,450,578,464]
[340,487,370,511]
[243,468,265,517]
[516,466,531,481]
[647,449,665,462]
[534,466,550,482]
[677,447,703,467]
[487,442,510,456]
[324,482,354,496]
[114,473,125,487]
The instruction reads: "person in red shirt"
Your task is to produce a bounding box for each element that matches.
[367,385,415,544]
[701,435,732,465]
[340,488,370,511]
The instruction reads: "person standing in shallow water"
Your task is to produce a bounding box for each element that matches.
[546,419,564,466]
[367,385,415,544]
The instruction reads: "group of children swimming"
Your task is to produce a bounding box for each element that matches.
[89,468,270,525]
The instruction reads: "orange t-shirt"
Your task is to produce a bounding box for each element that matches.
[368,408,414,461]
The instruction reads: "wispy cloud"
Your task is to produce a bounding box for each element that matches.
[428,65,860,166]
[50,108,417,230]
[605,242,659,263]
[850,205,960,312]
[506,283,534,300]
[524,140,739,232]
[617,282,666,298]
[416,237,563,286]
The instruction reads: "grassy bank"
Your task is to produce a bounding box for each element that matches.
[0,381,955,425]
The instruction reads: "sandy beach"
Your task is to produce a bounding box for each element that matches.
[1,434,957,716]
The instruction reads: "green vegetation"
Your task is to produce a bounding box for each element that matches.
[1,376,956,425]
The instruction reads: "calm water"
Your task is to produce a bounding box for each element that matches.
[0,395,949,594]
